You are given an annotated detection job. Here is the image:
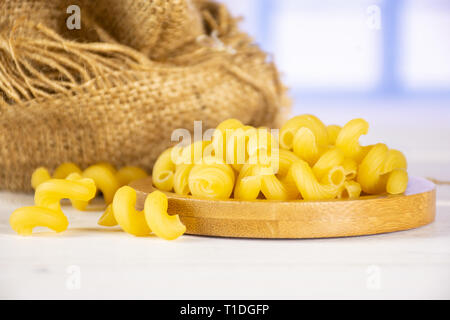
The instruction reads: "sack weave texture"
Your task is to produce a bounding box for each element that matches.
[0,0,289,191]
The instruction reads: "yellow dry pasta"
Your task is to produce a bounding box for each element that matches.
[386,169,409,195]
[320,166,346,188]
[116,166,148,187]
[10,174,96,235]
[153,148,176,192]
[342,158,358,180]
[327,125,342,145]
[97,204,118,227]
[212,118,245,161]
[234,164,262,201]
[72,164,120,211]
[292,127,322,165]
[112,186,151,237]
[188,158,235,200]
[150,115,409,201]
[358,144,408,195]
[226,126,253,171]
[52,162,83,179]
[261,174,296,201]
[357,143,389,194]
[382,149,408,175]
[246,127,277,161]
[278,149,301,178]
[312,147,345,181]
[338,181,362,199]
[144,190,186,241]
[31,162,82,189]
[173,164,194,196]
[96,162,117,174]
[31,167,51,190]
[288,160,341,201]
[280,114,329,150]
[175,140,212,165]
[336,118,369,161]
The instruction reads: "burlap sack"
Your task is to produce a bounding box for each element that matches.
[0,0,289,192]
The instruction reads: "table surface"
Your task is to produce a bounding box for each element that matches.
[1,100,449,299]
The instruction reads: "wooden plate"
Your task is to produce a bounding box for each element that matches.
[130,176,436,239]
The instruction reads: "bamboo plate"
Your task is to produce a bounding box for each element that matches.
[130,176,436,239]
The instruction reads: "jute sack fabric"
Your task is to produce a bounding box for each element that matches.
[0,0,289,192]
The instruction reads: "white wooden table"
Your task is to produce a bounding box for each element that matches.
[1,100,449,299]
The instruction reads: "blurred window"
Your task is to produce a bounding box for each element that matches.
[223,0,450,97]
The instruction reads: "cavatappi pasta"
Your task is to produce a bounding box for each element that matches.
[11,114,409,239]
[12,162,184,240]
[152,116,409,201]
[10,173,96,236]
[12,162,155,235]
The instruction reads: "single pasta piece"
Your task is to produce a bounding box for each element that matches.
[327,125,342,145]
[312,147,345,181]
[188,158,235,200]
[386,169,409,195]
[116,166,148,187]
[52,162,82,179]
[10,175,96,235]
[320,166,346,189]
[382,149,408,175]
[234,165,261,201]
[31,167,51,190]
[336,118,369,160]
[292,127,322,165]
[10,206,69,236]
[261,174,296,201]
[212,119,245,161]
[96,162,117,174]
[35,174,96,210]
[278,149,301,178]
[288,160,341,201]
[358,145,408,195]
[144,190,186,241]
[173,164,194,196]
[357,143,408,195]
[280,114,329,150]
[112,186,151,237]
[75,164,120,209]
[342,158,358,180]
[97,204,118,227]
[338,181,362,199]
[153,148,176,192]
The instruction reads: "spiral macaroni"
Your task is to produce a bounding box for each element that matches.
[152,148,176,192]
[144,190,186,240]
[288,160,341,201]
[188,158,235,200]
[336,118,369,161]
[234,165,262,201]
[10,173,96,235]
[280,114,329,150]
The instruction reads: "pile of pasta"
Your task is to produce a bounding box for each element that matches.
[10,163,186,240]
[152,115,409,201]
